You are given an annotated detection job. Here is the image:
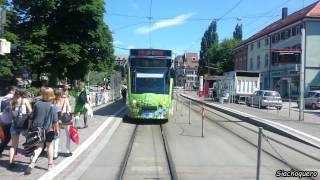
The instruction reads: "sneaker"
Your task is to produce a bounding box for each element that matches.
[65,152,73,157]
[83,125,88,128]
[24,166,32,175]
[48,164,54,171]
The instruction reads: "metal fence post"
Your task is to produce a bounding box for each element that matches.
[252,97,254,107]
[175,97,178,112]
[256,127,263,180]
[201,106,204,138]
[188,100,191,125]
[288,99,291,118]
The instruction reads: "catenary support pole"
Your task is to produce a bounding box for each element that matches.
[299,27,305,121]
[256,127,263,180]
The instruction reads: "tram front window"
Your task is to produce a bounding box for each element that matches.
[131,68,169,94]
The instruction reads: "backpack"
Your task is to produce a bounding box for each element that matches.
[78,91,87,104]
[0,98,11,113]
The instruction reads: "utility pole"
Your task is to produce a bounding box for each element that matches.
[299,26,305,121]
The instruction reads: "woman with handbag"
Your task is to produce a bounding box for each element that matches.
[53,89,72,160]
[25,88,59,175]
[8,89,32,169]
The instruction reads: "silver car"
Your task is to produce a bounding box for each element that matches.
[301,91,320,109]
[246,90,283,110]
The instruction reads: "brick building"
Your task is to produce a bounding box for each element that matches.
[174,52,199,89]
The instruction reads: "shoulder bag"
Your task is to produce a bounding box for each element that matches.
[61,98,72,124]
[13,101,30,130]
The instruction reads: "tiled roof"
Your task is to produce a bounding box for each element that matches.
[236,0,320,48]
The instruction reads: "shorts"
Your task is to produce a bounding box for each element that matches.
[45,131,55,143]
[10,125,26,136]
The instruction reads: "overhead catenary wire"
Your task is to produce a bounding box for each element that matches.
[106,12,280,21]
[111,21,150,32]
[244,0,295,36]
[185,0,244,52]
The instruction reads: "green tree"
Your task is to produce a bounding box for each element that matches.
[0,1,25,84]
[1,0,114,86]
[206,39,239,75]
[48,0,114,83]
[199,20,219,76]
[233,23,242,41]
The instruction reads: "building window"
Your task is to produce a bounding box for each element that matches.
[292,27,297,36]
[286,29,291,38]
[250,58,253,70]
[265,54,269,67]
[265,37,269,46]
[281,31,285,40]
[250,43,254,50]
[271,35,275,43]
[275,33,280,42]
[257,56,260,69]
[257,40,261,48]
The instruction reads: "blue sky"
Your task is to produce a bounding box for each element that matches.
[104,0,317,56]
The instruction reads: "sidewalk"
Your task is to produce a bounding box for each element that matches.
[181,91,320,140]
[0,100,124,180]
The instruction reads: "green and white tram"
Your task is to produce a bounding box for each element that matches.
[127,49,173,122]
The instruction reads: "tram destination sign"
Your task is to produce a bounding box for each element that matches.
[130,49,172,57]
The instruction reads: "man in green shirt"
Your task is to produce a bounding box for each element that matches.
[73,82,90,128]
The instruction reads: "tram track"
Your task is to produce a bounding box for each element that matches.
[116,124,177,180]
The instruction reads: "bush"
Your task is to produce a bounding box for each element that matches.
[26,87,40,97]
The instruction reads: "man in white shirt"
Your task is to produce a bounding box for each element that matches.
[0,86,16,157]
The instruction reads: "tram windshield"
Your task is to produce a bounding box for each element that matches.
[131,67,170,94]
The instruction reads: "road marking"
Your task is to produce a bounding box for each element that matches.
[182,94,320,145]
[63,114,124,179]
[38,106,126,180]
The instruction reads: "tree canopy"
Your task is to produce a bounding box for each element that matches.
[0,0,114,85]
[199,20,218,75]
[233,23,243,41]
[198,21,241,76]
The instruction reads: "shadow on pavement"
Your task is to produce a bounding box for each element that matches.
[122,115,168,125]
[94,101,127,118]
[0,159,28,173]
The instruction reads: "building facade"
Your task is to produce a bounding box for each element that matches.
[234,1,320,98]
[174,52,199,89]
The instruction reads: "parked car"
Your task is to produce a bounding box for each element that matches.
[297,91,320,109]
[246,90,282,110]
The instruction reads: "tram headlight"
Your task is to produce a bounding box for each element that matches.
[132,100,137,107]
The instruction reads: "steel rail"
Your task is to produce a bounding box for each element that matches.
[160,125,178,180]
[116,125,138,180]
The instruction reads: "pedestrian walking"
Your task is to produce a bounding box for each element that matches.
[25,88,59,174]
[8,89,32,169]
[73,82,90,129]
[121,86,127,102]
[0,86,16,158]
[53,89,72,160]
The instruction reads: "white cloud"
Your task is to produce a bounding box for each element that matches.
[135,13,193,34]
[128,45,135,49]
[113,40,123,46]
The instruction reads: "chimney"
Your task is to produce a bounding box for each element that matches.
[282,7,288,20]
